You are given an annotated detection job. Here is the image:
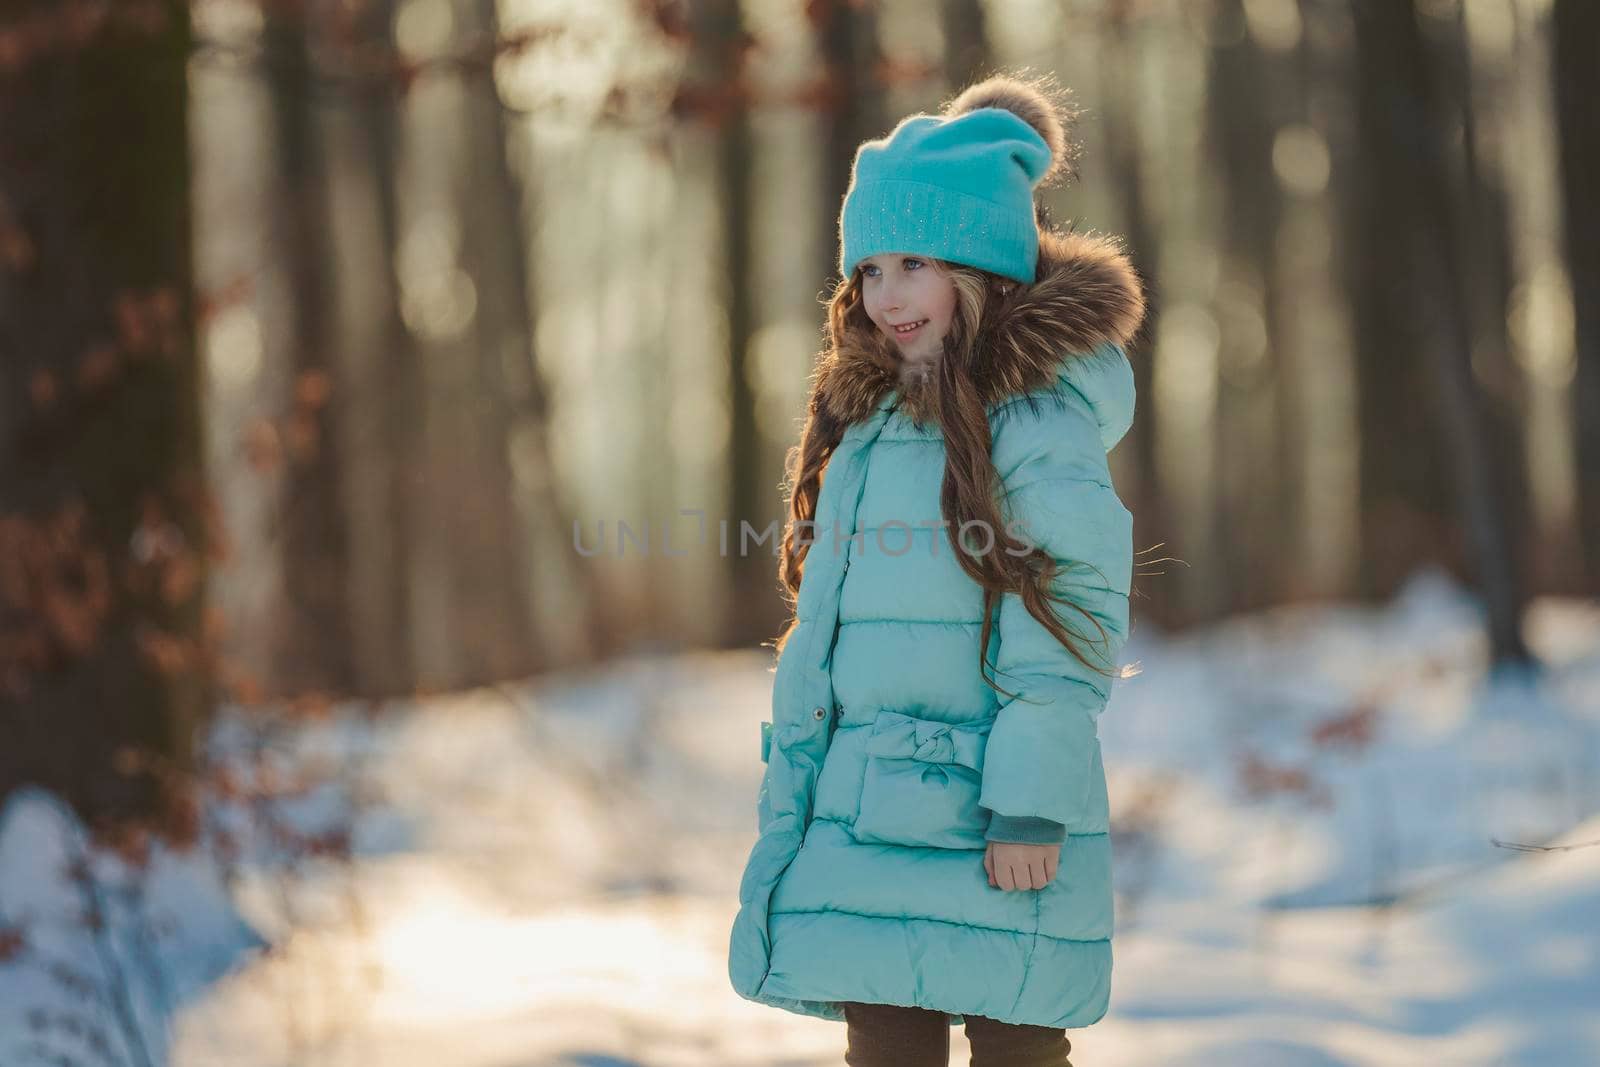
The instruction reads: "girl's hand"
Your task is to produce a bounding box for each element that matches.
[984,840,1058,891]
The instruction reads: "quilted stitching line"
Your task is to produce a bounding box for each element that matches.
[1007,892,1043,1018]
[811,814,1108,840]
[769,905,1110,945]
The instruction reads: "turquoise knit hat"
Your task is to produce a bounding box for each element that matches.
[838,76,1075,285]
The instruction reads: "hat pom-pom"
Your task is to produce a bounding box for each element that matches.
[941,71,1082,189]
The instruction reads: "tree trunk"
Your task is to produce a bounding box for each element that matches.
[1443,1,1534,625]
[1336,0,1462,600]
[377,0,545,691]
[688,0,775,647]
[264,4,356,697]
[1205,0,1295,614]
[941,0,989,93]
[1099,2,1170,623]
[446,0,544,681]
[1552,0,1600,594]
[334,0,422,696]
[817,0,887,292]
[0,0,209,833]
[1348,0,1531,665]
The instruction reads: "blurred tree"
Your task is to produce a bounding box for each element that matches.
[464,0,542,677]
[334,0,424,696]
[231,0,588,696]
[1437,0,1534,617]
[1347,0,1531,666]
[1206,0,1296,612]
[407,0,541,688]
[941,0,989,92]
[1336,0,1464,598]
[815,0,887,297]
[265,0,357,696]
[459,0,602,671]
[686,0,772,646]
[1551,0,1600,594]
[0,0,209,833]
[1097,2,1167,620]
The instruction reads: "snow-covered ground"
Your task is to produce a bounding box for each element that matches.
[2,566,1597,1066]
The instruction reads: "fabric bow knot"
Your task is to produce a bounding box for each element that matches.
[911,729,956,764]
[866,711,988,771]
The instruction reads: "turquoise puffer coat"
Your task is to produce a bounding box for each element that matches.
[729,228,1145,1029]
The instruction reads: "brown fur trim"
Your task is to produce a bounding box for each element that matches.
[813,225,1146,429]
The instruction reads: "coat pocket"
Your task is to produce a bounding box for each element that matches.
[852,710,992,850]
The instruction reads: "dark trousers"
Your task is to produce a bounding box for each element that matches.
[842,1001,1074,1067]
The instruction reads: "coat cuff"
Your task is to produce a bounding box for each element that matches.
[984,813,1067,845]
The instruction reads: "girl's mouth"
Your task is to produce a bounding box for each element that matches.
[891,319,928,340]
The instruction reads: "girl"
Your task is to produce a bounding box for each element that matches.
[728,72,1146,1066]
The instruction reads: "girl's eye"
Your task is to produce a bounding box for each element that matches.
[861,259,921,279]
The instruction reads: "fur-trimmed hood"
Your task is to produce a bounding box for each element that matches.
[811,225,1146,433]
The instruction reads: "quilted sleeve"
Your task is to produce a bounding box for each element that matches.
[978,390,1133,834]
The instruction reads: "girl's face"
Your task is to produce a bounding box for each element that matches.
[858,253,957,363]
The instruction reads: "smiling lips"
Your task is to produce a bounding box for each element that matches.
[891,319,928,339]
